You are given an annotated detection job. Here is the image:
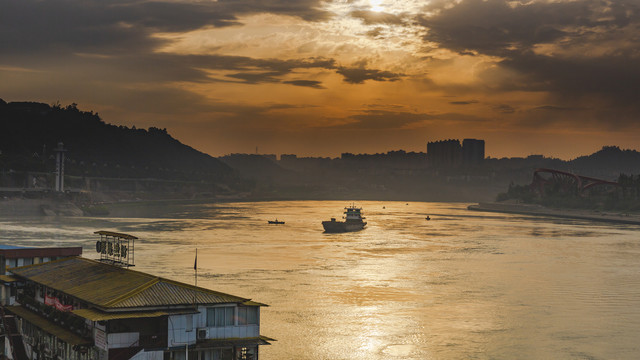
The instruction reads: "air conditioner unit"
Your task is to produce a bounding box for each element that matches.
[197,328,208,340]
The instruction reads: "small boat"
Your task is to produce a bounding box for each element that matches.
[322,205,367,233]
[268,219,285,225]
[425,216,431,220]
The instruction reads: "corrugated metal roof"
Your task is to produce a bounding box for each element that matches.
[110,280,246,308]
[72,308,194,321]
[10,257,256,309]
[242,300,269,307]
[6,306,92,346]
[0,274,18,282]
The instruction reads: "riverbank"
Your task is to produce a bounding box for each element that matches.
[0,198,85,216]
[468,202,640,225]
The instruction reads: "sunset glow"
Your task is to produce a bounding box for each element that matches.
[1,0,639,158]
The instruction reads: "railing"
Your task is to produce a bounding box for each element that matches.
[17,293,91,339]
[201,325,260,340]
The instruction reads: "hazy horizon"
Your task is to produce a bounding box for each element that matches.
[3,95,634,161]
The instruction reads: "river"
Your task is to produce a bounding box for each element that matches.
[1,200,640,359]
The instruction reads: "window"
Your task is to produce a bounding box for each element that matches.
[207,306,234,327]
[237,307,258,325]
[247,307,258,325]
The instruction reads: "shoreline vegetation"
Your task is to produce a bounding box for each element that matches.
[485,171,640,225]
[468,201,640,225]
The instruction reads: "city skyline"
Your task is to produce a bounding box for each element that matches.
[2,0,639,160]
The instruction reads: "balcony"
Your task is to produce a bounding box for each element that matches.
[17,293,90,338]
[201,325,259,340]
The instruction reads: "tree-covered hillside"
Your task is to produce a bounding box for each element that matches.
[0,99,232,181]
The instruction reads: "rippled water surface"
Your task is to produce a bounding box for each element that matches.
[2,201,640,359]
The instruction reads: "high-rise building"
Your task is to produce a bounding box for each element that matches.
[427,138,485,166]
[462,139,485,164]
[427,139,462,166]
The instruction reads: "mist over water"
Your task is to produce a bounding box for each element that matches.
[2,201,640,359]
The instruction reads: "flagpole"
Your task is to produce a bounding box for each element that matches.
[194,248,198,287]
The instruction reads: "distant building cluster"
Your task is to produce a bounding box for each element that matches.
[227,139,485,169]
[427,138,485,166]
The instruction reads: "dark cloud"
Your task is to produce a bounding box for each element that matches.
[0,0,330,56]
[418,0,640,121]
[365,27,385,38]
[337,67,403,84]
[449,100,478,105]
[0,0,228,56]
[225,72,283,84]
[492,104,516,114]
[343,110,434,129]
[418,0,596,57]
[499,51,640,101]
[215,0,332,22]
[282,80,325,89]
[532,105,576,112]
[350,10,405,25]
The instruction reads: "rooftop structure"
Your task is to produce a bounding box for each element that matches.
[93,230,136,268]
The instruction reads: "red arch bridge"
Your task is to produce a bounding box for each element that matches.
[531,168,619,196]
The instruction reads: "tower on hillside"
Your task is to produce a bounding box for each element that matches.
[54,142,67,192]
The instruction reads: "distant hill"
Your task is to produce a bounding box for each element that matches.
[569,146,640,179]
[0,99,232,182]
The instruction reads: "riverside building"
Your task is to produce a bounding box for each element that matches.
[0,232,271,360]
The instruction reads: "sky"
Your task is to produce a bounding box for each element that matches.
[1,0,639,159]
